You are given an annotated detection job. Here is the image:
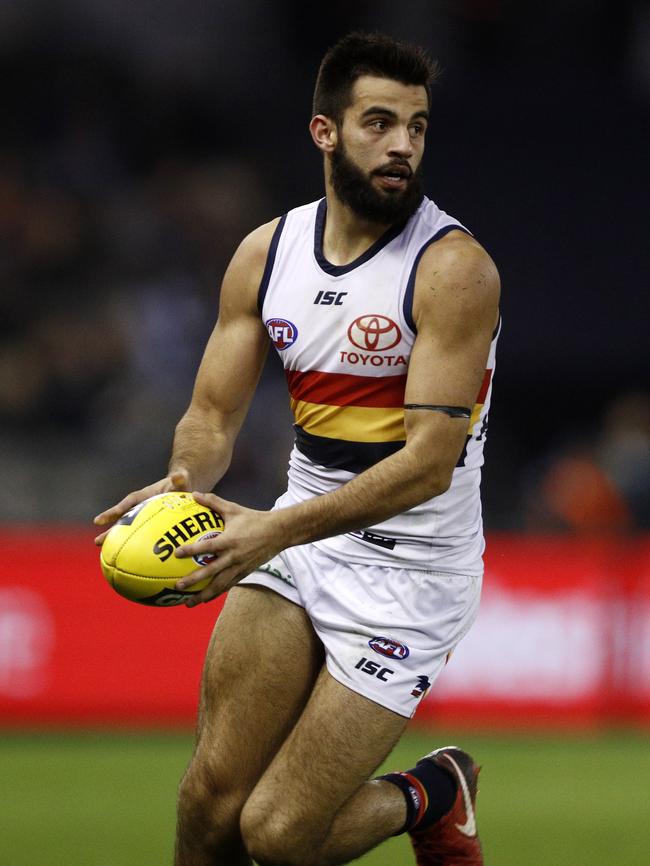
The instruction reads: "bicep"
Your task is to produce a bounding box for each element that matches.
[191,312,269,428]
[189,223,277,431]
[404,310,494,412]
[403,239,500,461]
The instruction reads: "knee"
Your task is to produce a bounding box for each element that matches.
[177,756,246,846]
[240,797,321,866]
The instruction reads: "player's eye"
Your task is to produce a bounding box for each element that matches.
[409,123,425,137]
[370,119,388,131]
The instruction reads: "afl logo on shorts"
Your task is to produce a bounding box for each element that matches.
[368,636,410,660]
[348,315,401,351]
[266,318,298,350]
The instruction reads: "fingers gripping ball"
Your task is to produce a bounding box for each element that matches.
[99,492,224,606]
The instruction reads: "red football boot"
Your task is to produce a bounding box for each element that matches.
[409,746,483,866]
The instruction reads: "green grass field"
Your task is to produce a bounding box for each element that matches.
[1,728,648,865]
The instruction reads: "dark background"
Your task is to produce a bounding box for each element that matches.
[1,0,648,529]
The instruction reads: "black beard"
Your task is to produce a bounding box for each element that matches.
[330,143,424,225]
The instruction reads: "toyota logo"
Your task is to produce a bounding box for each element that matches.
[347,315,402,351]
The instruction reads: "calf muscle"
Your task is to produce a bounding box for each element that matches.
[241,668,408,865]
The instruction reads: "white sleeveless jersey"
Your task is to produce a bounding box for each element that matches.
[259,196,499,574]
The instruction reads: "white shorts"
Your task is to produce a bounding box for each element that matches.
[239,543,482,718]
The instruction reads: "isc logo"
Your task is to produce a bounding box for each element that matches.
[355,657,394,681]
[314,290,347,306]
[266,317,298,350]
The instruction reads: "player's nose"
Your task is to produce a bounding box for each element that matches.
[387,126,415,158]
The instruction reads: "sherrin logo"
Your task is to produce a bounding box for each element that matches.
[152,510,225,562]
[368,636,410,660]
[348,314,401,351]
[266,317,298,350]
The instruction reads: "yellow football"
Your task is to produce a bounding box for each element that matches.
[99,492,224,606]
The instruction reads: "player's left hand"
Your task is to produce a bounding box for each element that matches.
[172,491,283,607]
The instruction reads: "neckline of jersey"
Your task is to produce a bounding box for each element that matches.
[313,198,412,277]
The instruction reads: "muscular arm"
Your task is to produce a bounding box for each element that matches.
[178,231,500,601]
[93,219,277,536]
[168,223,276,490]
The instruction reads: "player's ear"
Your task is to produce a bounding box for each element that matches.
[310,114,338,153]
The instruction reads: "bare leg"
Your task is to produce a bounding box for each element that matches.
[308,778,406,863]
[241,667,410,866]
[175,585,324,866]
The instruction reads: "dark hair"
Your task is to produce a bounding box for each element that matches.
[312,32,439,123]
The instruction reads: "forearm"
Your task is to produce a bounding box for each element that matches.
[169,403,238,492]
[271,442,451,549]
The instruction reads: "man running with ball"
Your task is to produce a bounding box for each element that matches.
[96,31,500,866]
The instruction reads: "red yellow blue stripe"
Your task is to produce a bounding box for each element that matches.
[287,367,492,458]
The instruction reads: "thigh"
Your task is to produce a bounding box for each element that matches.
[242,666,408,845]
[190,584,325,791]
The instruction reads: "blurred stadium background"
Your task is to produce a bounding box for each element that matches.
[1,1,648,864]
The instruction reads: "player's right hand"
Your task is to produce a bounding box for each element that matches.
[93,470,190,546]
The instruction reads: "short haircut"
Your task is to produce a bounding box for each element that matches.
[312,31,439,123]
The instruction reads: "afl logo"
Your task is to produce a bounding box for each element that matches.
[192,532,220,567]
[368,636,410,660]
[348,315,401,351]
[266,317,298,350]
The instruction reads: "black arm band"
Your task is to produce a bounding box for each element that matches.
[403,404,472,419]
